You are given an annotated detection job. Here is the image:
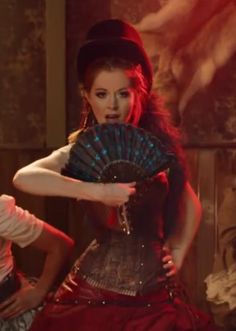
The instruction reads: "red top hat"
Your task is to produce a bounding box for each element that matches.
[77,19,153,91]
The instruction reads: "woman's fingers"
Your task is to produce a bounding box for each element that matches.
[162,254,172,263]
[102,182,136,206]
[0,297,23,319]
[163,258,177,277]
[0,294,16,312]
[162,248,178,277]
[127,182,136,187]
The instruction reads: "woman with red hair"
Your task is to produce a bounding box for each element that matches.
[14,19,217,331]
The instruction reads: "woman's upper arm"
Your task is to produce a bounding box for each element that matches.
[184,182,202,218]
[19,144,72,173]
[178,182,202,234]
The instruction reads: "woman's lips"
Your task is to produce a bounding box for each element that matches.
[105,114,120,123]
[105,114,119,119]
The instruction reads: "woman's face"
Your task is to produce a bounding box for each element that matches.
[85,69,135,124]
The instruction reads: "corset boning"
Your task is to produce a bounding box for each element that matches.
[76,233,166,296]
[72,173,169,296]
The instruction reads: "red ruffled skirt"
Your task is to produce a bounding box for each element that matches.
[30,278,217,331]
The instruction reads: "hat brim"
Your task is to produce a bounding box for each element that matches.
[77,38,153,91]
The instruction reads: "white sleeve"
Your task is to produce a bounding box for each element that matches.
[0,195,44,248]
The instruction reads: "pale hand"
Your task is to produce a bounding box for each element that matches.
[96,182,136,207]
[162,246,178,277]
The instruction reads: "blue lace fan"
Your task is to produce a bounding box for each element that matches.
[62,123,176,183]
[62,123,176,235]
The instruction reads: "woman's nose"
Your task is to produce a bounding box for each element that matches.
[108,94,118,110]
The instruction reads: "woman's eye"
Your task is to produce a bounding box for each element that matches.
[119,91,130,98]
[96,92,107,98]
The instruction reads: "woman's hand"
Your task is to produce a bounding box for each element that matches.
[0,283,45,319]
[90,182,136,207]
[162,247,178,277]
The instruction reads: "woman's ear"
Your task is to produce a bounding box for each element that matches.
[82,90,93,115]
[78,84,89,100]
[80,87,91,104]
[79,85,85,97]
[84,91,90,103]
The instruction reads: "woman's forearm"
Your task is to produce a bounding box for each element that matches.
[166,182,202,270]
[13,167,101,201]
[28,225,74,302]
[13,146,135,206]
[13,166,135,207]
